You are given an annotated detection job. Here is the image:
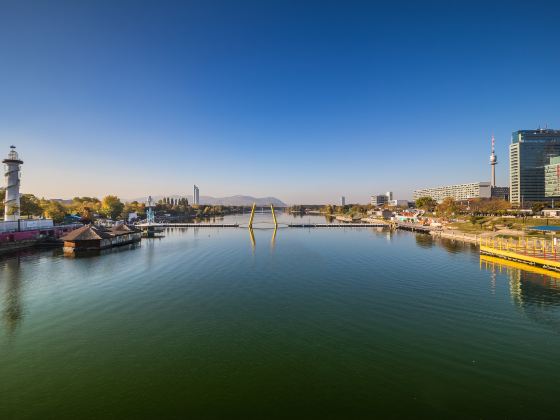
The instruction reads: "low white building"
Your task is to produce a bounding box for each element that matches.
[388,199,409,207]
[543,209,560,218]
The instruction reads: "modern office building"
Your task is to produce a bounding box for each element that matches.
[371,194,388,207]
[370,191,394,207]
[545,156,560,198]
[491,186,510,201]
[388,199,409,208]
[193,185,200,205]
[413,182,492,203]
[341,196,346,206]
[509,128,560,205]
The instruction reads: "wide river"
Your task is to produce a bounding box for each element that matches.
[2,213,560,418]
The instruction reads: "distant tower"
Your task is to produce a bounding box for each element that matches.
[146,195,155,225]
[193,185,200,205]
[341,196,346,206]
[386,191,393,201]
[3,146,23,222]
[490,135,497,187]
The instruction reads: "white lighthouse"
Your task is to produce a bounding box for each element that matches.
[489,135,497,188]
[3,146,23,221]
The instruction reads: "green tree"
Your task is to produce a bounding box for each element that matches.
[415,196,437,211]
[20,194,43,218]
[122,201,146,219]
[531,202,546,214]
[323,204,334,215]
[436,197,462,216]
[41,200,67,223]
[101,195,124,220]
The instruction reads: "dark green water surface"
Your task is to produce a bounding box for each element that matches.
[2,214,560,418]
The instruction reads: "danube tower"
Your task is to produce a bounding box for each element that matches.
[3,146,23,221]
[489,135,497,187]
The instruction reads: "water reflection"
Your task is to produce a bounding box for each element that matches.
[415,234,434,248]
[249,228,256,250]
[1,256,24,335]
[247,227,279,251]
[433,237,479,256]
[480,256,560,332]
[270,227,277,250]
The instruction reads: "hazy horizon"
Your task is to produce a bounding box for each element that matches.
[2,1,559,203]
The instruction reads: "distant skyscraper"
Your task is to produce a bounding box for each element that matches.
[509,129,560,205]
[193,185,200,205]
[341,196,346,206]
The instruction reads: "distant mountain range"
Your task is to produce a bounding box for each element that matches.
[127,195,287,207]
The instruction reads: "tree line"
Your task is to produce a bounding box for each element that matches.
[0,191,132,223]
[415,196,512,216]
[0,190,249,223]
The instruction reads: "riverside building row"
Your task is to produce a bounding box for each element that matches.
[413,182,509,204]
[414,133,510,204]
[413,182,494,203]
[414,129,560,207]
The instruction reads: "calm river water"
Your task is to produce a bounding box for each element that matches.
[2,213,560,418]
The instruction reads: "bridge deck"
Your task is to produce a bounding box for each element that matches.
[289,223,386,228]
[138,223,240,228]
[137,223,387,228]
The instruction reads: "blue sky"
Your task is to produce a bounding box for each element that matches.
[1,0,559,204]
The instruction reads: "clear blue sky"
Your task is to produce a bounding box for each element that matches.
[1,0,559,204]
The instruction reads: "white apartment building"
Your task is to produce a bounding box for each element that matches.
[413,182,491,203]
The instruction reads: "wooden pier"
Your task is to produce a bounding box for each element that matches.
[395,223,437,233]
[479,237,560,272]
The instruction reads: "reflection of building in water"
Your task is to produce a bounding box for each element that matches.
[480,256,560,332]
[1,256,23,334]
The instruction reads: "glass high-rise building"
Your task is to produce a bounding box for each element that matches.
[193,185,200,205]
[509,129,560,206]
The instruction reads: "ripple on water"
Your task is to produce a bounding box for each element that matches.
[2,225,560,418]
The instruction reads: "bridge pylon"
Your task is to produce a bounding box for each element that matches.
[271,204,278,228]
[247,202,279,228]
[248,203,257,228]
